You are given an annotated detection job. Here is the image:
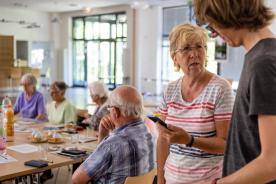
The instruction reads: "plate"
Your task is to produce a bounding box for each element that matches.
[48,145,61,151]
[57,151,87,158]
[78,136,97,143]
[48,138,65,144]
[58,128,78,134]
[29,137,48,143]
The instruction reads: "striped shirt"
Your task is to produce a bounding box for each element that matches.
[158,75,234,184]
[83,120,154,184]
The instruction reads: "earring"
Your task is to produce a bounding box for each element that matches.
[174,63,180,72]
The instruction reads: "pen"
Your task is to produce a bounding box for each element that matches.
[0,154,8,160]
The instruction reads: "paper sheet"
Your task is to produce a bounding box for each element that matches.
[15,120,36,125]
[7,144,39,153]
[15,117,44,124]
[43,124,64,130]
[0,154,17,164]
[14,123,32,133]
[78,135,97,143]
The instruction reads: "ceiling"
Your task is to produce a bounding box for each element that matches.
[0,0,187,12]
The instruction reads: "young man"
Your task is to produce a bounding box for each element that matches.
[193,0,276,183]
[72,85,154,184]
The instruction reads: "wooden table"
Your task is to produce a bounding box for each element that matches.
[0,123,98,181]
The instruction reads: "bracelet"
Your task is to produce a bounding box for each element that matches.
[186,135,194,147]
[211,178,220,184]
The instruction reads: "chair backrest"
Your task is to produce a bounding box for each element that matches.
[124,168,156,184]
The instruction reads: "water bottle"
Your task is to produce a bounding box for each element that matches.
[3,104,14,142]
[2,96,12,110]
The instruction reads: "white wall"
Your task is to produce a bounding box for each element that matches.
[0,7,55,81]
[49,1,276,90]
[0,7,50,41]
[49,13,62,82]
[268,0,276,33]
[48,5,164,94]
[2,1,275,93]
[219,0,276,81]
[134,7,162,94]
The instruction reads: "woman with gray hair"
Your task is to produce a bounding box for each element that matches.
[47,81,77,124]
[81,81,109,130]
[14,73,47,121]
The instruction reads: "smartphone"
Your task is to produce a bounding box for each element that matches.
[24,160,48,168]
[61,149,86,155]
[58,149,87,158]
[147,115,167,128]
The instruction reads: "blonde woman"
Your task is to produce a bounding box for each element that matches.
[156,24,235,184]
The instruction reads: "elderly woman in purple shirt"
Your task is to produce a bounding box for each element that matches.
[14,73,47,121]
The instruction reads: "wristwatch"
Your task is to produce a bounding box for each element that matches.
[186,135,194,147]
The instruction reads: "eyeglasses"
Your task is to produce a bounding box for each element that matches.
[205,25,219,38]
[106,105,119,112]
[175,44,206,55]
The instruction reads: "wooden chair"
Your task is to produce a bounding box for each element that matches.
[124,168,156,184]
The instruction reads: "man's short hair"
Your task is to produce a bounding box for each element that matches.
[109,86,143,118]
[193,0,274,31]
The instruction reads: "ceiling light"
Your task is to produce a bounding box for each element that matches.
[13,2,28,8]
[25,23,41,29]
[131,1,150,9]
[0,18,41,29]
[69,3,78,7]
[83,7,92,13]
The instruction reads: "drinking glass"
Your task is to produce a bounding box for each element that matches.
[0,137,6,155]
[71,134,79,144]
[39,143,49,161]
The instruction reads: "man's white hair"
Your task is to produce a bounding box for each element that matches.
[109,86,143,118]
[88,81,108,98]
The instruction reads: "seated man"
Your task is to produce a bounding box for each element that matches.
[72,85,154,184]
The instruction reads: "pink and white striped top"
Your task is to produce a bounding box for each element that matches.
[158,75,235,184]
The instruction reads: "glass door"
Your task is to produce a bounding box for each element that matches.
[73,41,86,86]
[72,13,127,88]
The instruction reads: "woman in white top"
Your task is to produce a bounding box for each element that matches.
[47,81,77,124]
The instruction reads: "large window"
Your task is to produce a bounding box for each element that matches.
[161,6,218,83]
[72,12,127,88]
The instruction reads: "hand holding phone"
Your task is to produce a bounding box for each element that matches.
[147,115,167,128]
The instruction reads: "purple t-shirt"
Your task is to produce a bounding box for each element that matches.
[14,90,48,121]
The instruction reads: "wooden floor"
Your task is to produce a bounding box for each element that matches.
[45,166,72,184]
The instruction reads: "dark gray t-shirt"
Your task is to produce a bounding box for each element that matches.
[223,38,276,184]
